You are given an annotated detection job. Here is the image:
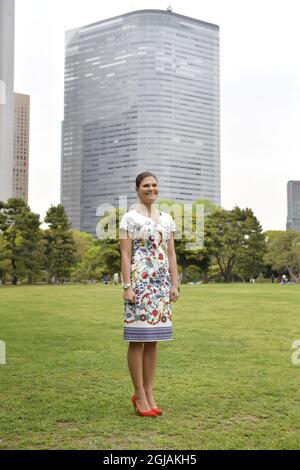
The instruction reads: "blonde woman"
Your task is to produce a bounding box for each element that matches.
[119,171,179,417]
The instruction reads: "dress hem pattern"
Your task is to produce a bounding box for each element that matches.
[123,326,173,342]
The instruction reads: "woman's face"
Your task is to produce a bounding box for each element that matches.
[136,176,159,205]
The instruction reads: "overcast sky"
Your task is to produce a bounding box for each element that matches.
[14,0,300,231]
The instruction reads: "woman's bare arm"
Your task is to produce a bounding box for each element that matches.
[120,230,136,303]
[167,232,180,301]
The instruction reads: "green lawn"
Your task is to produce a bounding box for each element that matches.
[0,283,300,450]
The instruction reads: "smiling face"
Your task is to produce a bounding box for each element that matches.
[136,176,159,206]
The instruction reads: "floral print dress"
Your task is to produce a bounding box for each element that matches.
[119,208,176,342]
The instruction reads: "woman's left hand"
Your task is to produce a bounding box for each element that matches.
[170,286,180,302]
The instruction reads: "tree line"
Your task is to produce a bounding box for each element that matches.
[0,198,299,285]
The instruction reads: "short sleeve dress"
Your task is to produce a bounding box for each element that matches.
[119,208,176,342]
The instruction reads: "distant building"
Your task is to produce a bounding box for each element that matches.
[12,93,30,203]
[286,180,300,232]
[0,0,15,202]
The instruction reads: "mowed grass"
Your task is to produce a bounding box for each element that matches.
[0,283,300,450]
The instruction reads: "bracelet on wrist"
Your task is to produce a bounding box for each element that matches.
[122,282,131,290]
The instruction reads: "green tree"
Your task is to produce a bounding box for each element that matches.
[0,233,11,284]
[18,213,44,284]
[43,204,76,283]
[71,229,96,263]
[71,245,104,282]
[264,230,300,282]
[205,206,266,282]
[0,198,42,284]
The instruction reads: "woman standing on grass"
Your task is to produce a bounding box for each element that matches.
[119,171,180,417]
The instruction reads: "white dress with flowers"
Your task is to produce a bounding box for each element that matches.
[119,209,176,342]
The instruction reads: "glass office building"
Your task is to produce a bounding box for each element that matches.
[61,9,220,235]
[0,0,15,202]
[12,93,30,203]
[287,181,300,232]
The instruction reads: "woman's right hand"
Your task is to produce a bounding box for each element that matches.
[123,286,136,304]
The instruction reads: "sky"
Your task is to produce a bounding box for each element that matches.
[14,0,300,231]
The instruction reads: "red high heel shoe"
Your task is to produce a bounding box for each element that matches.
[131,394,157,417]
[151,407,163,415]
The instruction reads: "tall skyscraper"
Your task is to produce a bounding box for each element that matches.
[62,9,220,235]
[287,180,300,232]
[12,93,30,203]
[0,0,15,202]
